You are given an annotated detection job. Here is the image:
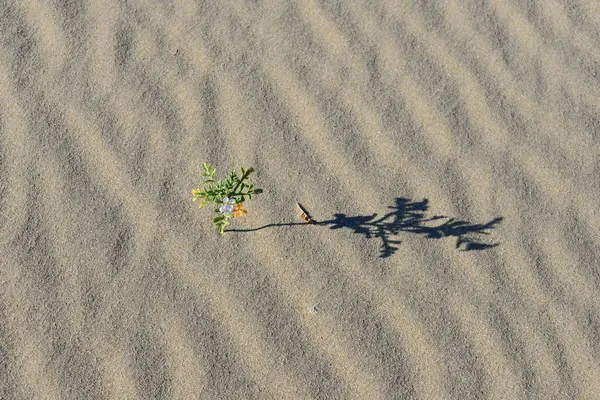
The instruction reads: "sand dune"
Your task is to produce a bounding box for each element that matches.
[2,0,600,398]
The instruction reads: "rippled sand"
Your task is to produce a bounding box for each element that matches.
[2,1,600,398]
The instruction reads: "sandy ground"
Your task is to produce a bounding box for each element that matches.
[2,0,600,399]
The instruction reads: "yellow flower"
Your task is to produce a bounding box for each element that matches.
[233,202,247,218]
[191,188,202,201]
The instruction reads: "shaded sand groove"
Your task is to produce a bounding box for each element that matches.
[2,0,600,399]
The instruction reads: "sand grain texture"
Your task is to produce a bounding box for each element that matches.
[1,0,600,399]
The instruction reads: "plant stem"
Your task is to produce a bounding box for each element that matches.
[228,190,254,198]
[230,168,254,195]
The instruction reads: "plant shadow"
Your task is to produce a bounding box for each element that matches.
[227,197,503,258]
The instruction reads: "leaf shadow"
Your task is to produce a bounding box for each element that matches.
[227,197,503,258]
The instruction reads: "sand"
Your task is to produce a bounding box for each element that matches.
[2,0,600,398]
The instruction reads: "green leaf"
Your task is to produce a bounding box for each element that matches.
[213,216,224,223]
[253,188,263,194]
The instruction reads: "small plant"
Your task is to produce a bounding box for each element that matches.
[192,162,263,234]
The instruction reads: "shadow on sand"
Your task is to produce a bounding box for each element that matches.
[227,197,503,258]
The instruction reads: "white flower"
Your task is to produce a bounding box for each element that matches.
[219,197,236,215]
